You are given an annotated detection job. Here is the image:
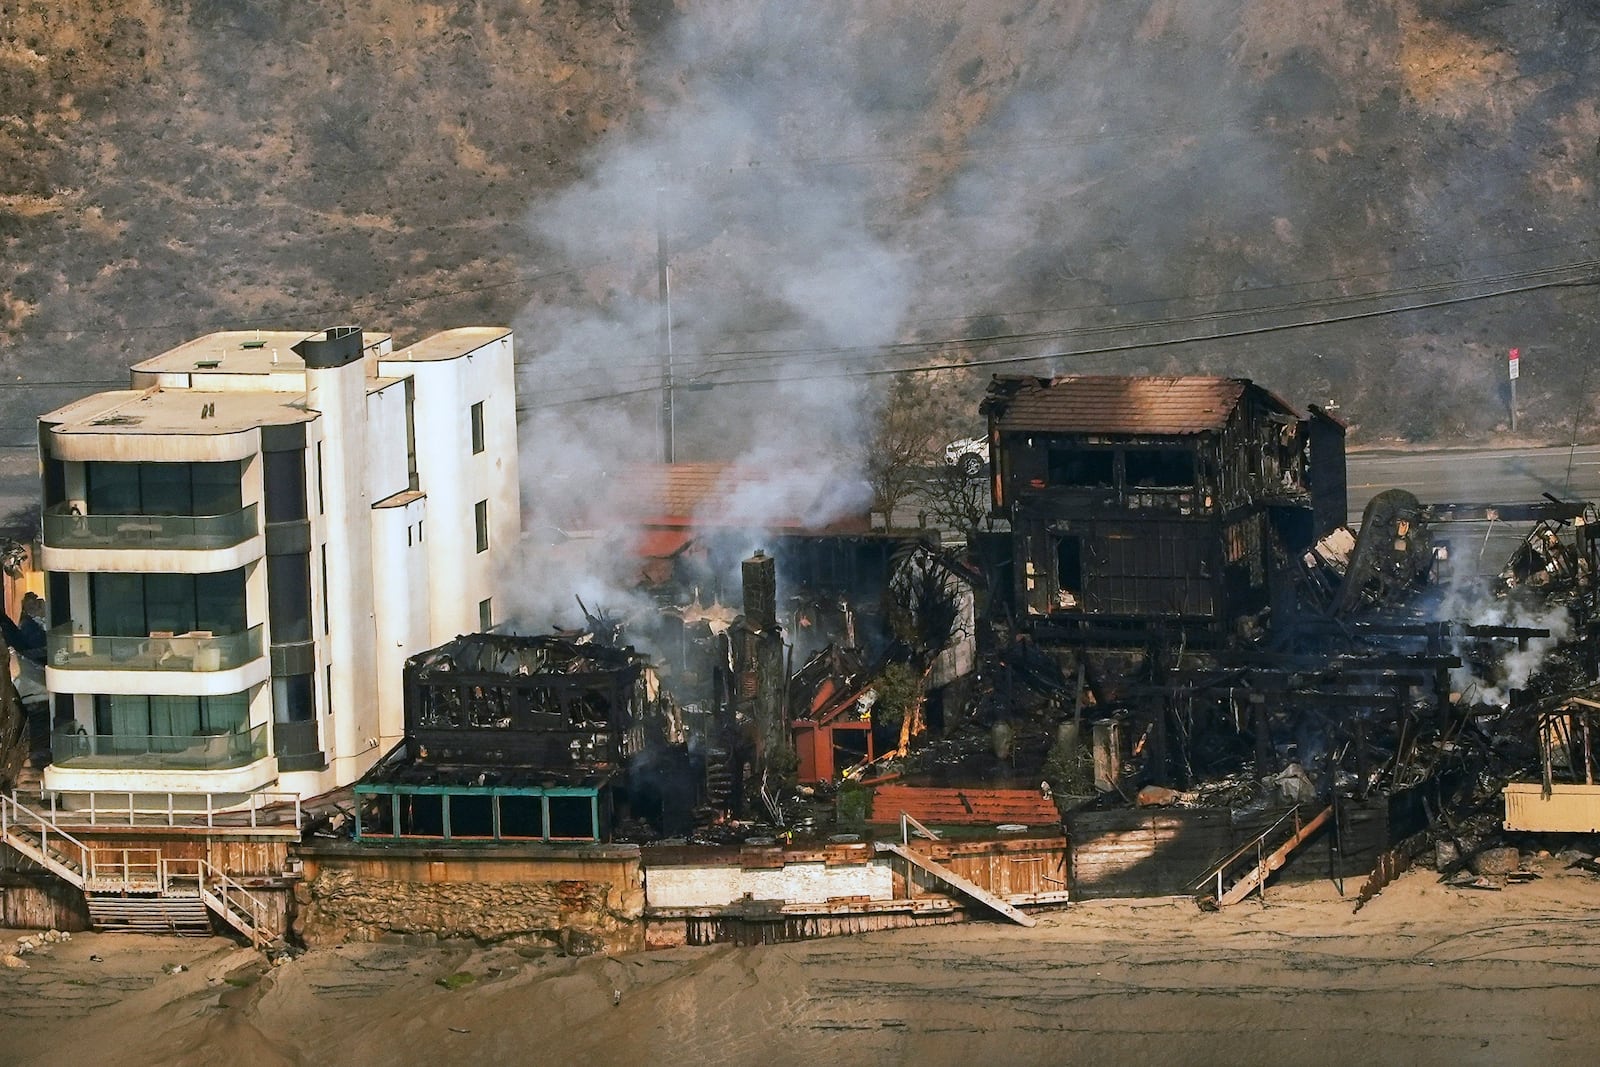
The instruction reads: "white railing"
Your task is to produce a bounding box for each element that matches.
[1,792,92,888]
[162,856,272,949]
[86,846,163,889]
[900,810,942,846]
[44,789,303,830]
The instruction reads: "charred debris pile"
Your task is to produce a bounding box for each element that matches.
[359,376,1600,889]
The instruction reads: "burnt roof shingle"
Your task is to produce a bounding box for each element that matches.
[986,375,1264,435]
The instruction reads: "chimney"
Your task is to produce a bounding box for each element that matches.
[741,550,777,632]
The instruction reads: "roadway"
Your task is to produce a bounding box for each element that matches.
[1346,444,1600,521]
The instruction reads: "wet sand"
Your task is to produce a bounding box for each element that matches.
[4,863,1600,1066]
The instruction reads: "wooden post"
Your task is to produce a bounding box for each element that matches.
[1354,716,1371,796]
[1543,714,1555,796]
[1150,703,1169,787]
[1584,711,1594,786]
[1253,696,1273,775]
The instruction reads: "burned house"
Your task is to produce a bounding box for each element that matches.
[353,634,665,843]
[982,375,1346,639]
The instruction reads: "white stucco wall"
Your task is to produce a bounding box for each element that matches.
[370,494,430,746]
[306,358,380,784]
[645,859,894,909]
[37,326,520,805]
[364,380,415,504]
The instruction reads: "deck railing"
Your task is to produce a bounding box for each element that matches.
[52,722,269,771]
[43,503,258,550]
[47,624,263,672]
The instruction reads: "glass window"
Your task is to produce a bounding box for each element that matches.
[201,692,248,733]
[90,573,144,636]
[267,553,312,643]
[42,457,66,509]
[84,461,241,515]
[470,401,485,454]
[145,573,195,634]
[474,500,489,553]
[86,463,139,513]
[478,598,492,631]
[93,690,247,737]
[191,461,243,514]
[90,570,247,637]
[262,450,307,523]
[140,463,191,516]
[272,674,316,722]
[195,570,247,633]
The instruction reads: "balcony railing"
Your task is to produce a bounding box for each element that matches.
[273,718,326,773]
[43,503,259,551]
[52,722,269,771]
[47,625,263,672]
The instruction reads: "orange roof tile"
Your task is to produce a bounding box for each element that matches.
[986,375,1278,435]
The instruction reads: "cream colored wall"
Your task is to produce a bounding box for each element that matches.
[364,380,413,503]
[370,496,429,748]
[305,359,380,787]
[381,333,520,643]
[36,327,520,805]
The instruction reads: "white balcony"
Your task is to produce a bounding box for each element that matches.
[41,504,263,574]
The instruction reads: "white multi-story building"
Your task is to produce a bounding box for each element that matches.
[35,326,520,807]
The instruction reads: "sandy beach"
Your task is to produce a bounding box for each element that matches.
[4,862,1600,1067]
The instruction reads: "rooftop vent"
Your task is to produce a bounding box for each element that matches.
[240,340,266,350]
[195,359,222,369]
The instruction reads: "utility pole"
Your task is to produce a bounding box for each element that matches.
[656,184,675,463]
[1509,347,1520,434]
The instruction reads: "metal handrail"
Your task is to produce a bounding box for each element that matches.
[1190,803,1305,893]
[1,791,93,886]
[188,857,270,950]
[45,788,303,830]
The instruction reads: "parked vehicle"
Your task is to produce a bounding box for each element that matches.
[943,436,989,479]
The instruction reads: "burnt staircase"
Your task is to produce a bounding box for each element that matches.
[1192,803,1335,908]
[1,791,277,948]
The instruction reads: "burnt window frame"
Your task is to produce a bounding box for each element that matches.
[1046,447,1116,489]
[1123,448,1196,490]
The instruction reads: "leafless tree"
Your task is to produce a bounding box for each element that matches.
[921,460,992,544]
[860,378,937,530]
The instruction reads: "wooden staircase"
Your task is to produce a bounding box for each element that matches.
[1193,803,1335,909]
[1,791,277,948]
[87,894,213,936]
[873,811,1037,927]
[11,762,44,803]
[878,841,1037,927]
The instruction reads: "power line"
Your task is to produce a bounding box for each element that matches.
[520,268,1600,409]
[514,256,1599,383]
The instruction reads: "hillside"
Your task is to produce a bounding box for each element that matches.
[2,0,1597,457]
